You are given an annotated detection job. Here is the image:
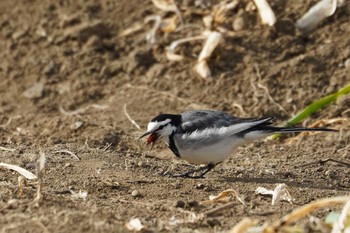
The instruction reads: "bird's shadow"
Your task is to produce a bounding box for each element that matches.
[219,176,350,191]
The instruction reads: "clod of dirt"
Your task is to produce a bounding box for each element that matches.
[206,219,221,227]
[127,48,157,74]
[187,200,199,208]
[64,21,112,42]
[275,19,296,36]
[23,82,45,99]
[174,200,185,208]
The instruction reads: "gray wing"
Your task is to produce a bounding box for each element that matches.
[179,110,273,134]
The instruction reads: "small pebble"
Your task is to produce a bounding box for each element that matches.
[196,183,205,189]
[206,219,221,227]
[25,162,36,170]
[188,200,199,208]
[137,161,148,168]
[70,121,84,130]
[131,190,142,198]
[345,58,350,68]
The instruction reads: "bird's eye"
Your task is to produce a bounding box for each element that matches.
[157,125,165,131]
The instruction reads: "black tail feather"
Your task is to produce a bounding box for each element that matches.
[264,126,338,133]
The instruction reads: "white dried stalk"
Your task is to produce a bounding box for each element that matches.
[34,152,46,203]
[59,104,107,116]
[270,196,350,230]
[194,31,222,78]
[0,162,37,180]
[145,15,162,45]
[296,0,337,32]
[0,146,15,152]
[166,35,207,61]
[198,31,222,61]
[118,22,144,37]
[332,198,350,233]
[123,104,141,130]
[54,150,80,161]
[253,0,276,26]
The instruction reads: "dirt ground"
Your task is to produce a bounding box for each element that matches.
[0,0,349,232]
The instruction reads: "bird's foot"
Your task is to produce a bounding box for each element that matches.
[161,163,216,179]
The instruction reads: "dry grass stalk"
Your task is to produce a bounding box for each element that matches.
[166,35,207,61]
[0,162,37,179]
[118,22,144,37]
[54,150,80,161]
[253,0,276,26]
[264,196,350,233]
[17,175,27,196]
[0,146,16,152]
[59,104,107,116]
[331,198,350,233]
[229,218,258,233]
[296,0,337,32]
[33,152,46,203]
[194,31,222,78]
[145,15,162,45]
[123,104,141,130]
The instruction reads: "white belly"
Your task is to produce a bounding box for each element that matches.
[175,137,247,164]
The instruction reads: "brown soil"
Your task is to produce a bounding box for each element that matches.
[0,0,349,232]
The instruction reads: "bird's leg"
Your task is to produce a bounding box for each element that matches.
[171,163,216,179]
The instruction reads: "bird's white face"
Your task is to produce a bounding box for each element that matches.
[140,119,177,145]
[147,119,175,138]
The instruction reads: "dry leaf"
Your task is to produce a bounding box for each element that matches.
[201,189,245,205]
[253,0,276,26]
[0,162,37,180]
[296,0,337,32]
[255,184,293,205]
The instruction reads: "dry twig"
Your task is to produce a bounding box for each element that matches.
[59,104,107,116]
[123,104,141,130]
[54,150,80,161]
[0,146,16,152]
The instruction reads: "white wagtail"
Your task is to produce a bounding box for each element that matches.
[140,110,336,178]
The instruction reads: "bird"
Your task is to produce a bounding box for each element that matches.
[140,110,336,178]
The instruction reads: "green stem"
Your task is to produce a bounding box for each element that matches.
[270,83,350,140]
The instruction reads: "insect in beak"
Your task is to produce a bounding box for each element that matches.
[140,132,158,144]
[140,131,159,155]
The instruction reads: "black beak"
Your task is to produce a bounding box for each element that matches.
[139,131,151,139]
